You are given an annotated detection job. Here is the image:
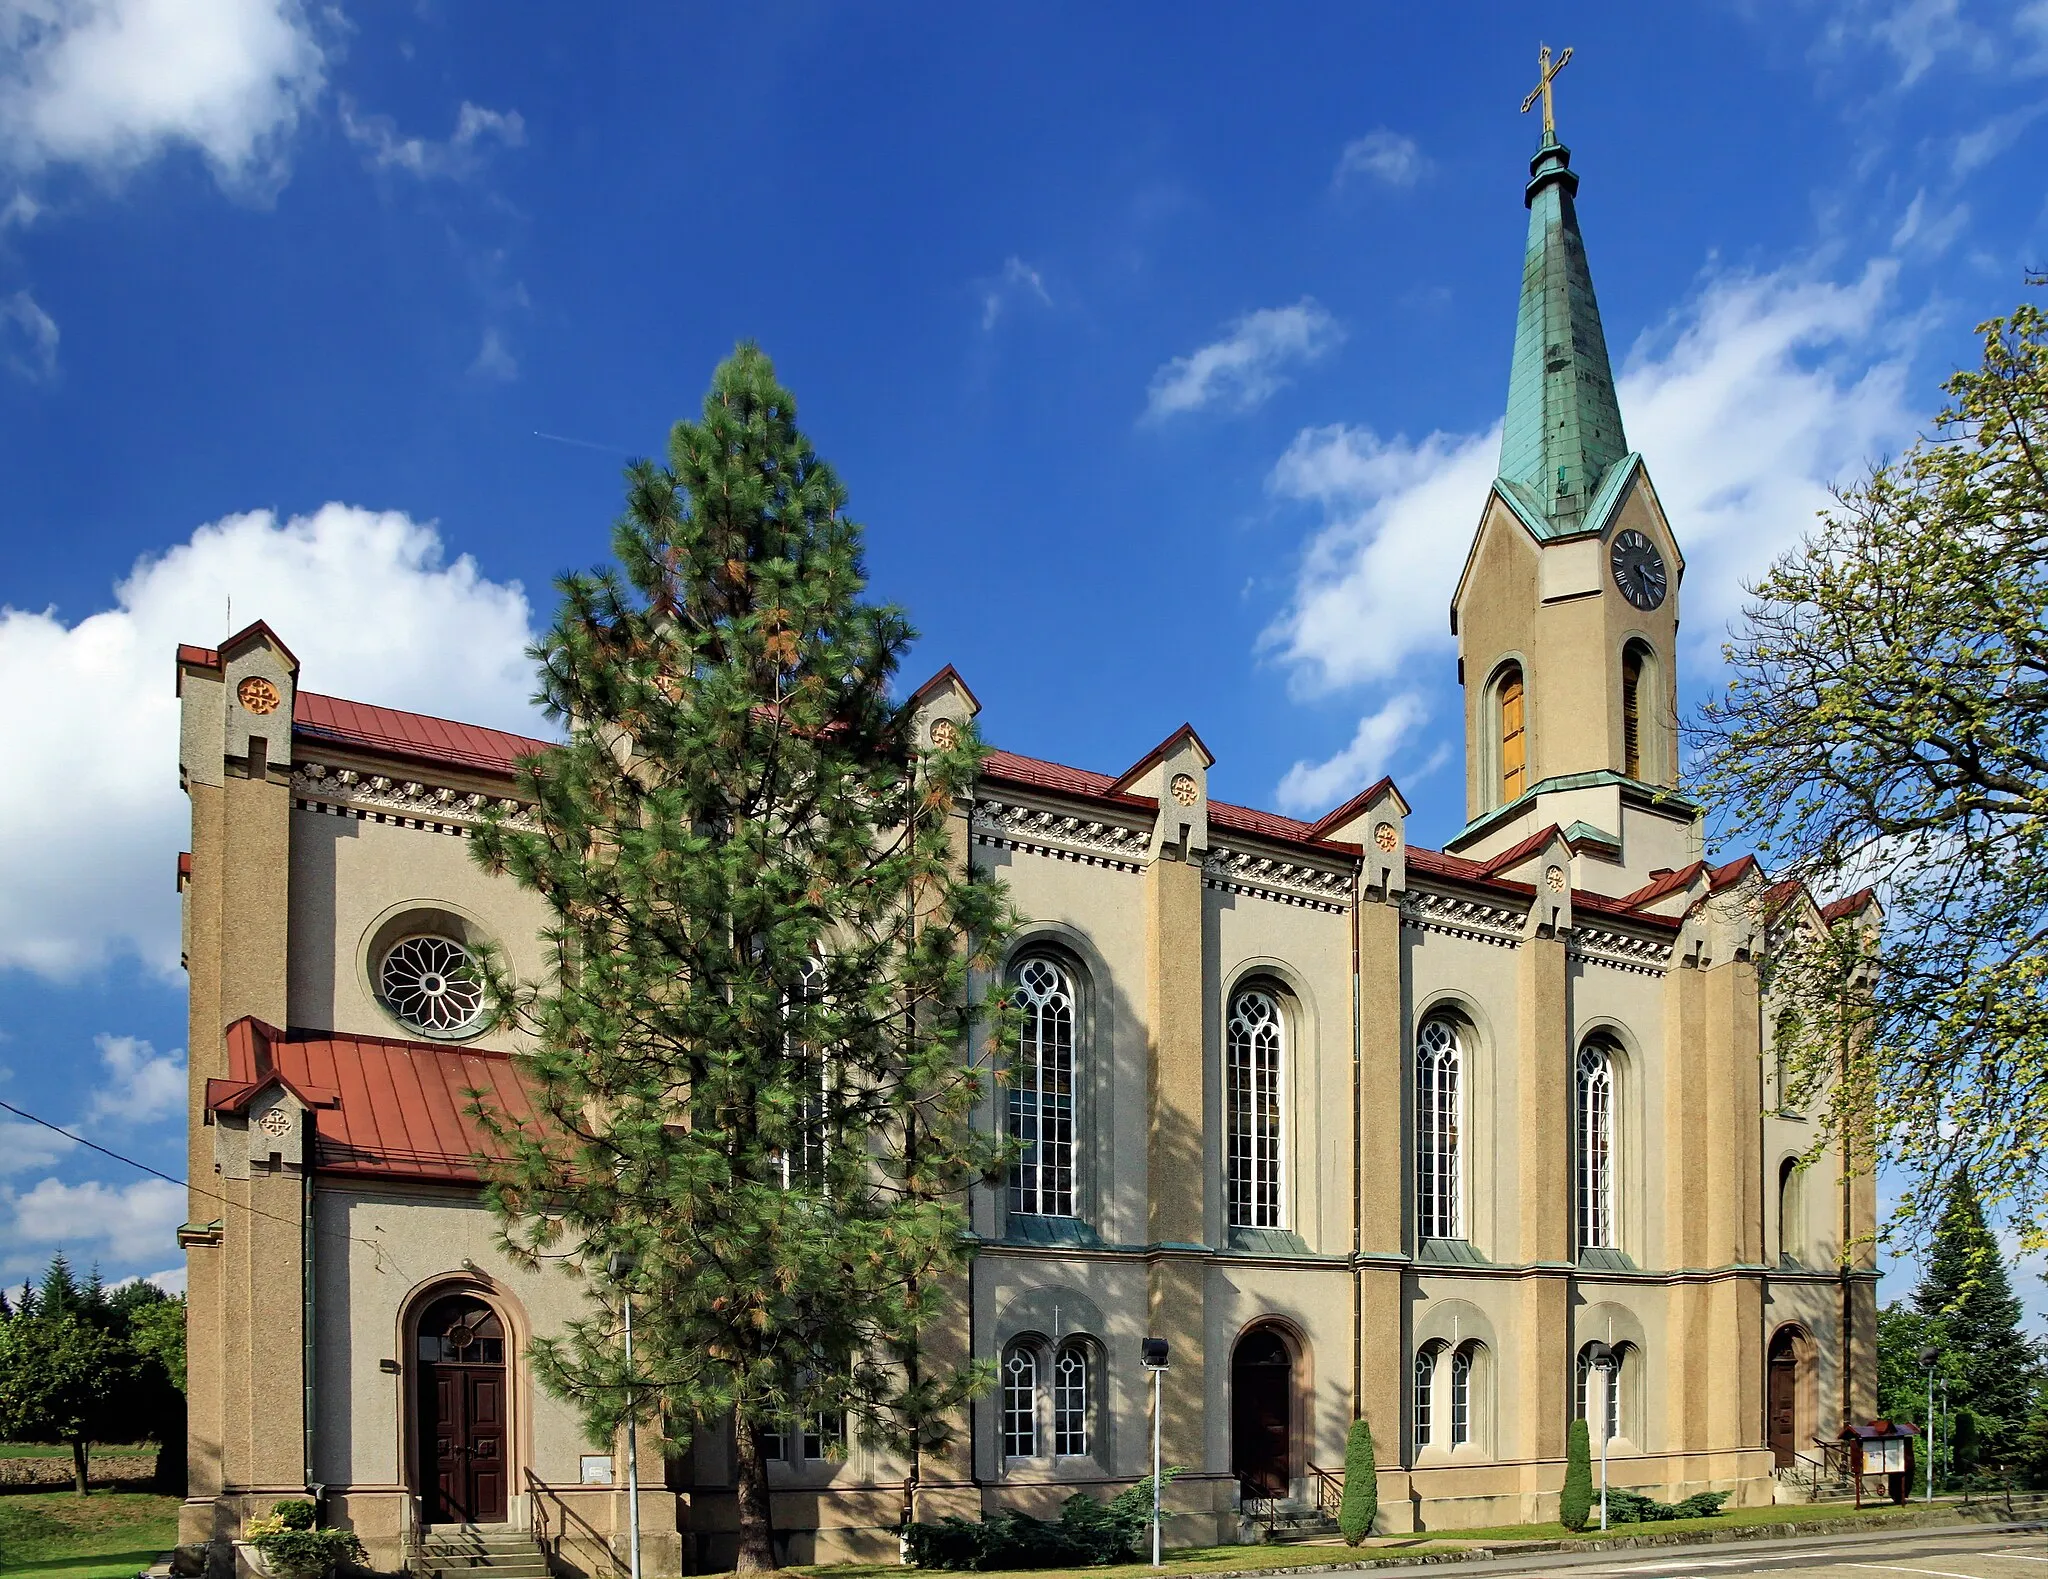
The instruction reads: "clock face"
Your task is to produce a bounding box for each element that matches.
[1610,530,1668,611]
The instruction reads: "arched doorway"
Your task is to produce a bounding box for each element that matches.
[1767,1326,1811,1469]
[1231,1326,1293,1497]
[415,1293,510,1525]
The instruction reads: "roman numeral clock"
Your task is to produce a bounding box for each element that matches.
[1610,529,1667,610]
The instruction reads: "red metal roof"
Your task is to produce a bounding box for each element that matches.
[981,748,1156,808]
[209,1017,539,1184]
[1821,887,1878,925]
[294,692,554,779]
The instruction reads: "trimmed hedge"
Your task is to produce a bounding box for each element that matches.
[1560,1418,1594,1532]
[905,1476,1167,1569]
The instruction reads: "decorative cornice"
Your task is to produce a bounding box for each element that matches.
[292,762,536,838]
[972,798,1149,872]
[1202,846,1351,913]
[1401,887,1525,947]
[1568,925,1673,977]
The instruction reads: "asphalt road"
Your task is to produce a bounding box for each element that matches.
[1380,1522,2048,1579]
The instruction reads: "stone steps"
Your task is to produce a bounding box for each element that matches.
[415,1527,551,1579]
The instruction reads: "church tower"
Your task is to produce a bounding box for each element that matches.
[1448,83,1700,897]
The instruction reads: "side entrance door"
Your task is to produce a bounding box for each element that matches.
[1231,1327,1293,1497]
[417,1295,510,1525]
[1767,1331,1798,1468]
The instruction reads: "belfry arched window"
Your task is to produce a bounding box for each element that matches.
[1499,667,1528,802]
[1577,1041,1615,1251]
[1416,1018,1463,1240]
[1008,958,1076,1218]
[1226,987,1285,1229]
[1622,646,1645,780]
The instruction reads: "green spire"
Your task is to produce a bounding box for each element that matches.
[1497,134,1627,535]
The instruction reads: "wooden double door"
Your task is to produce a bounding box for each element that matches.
[1231,1327,1293,1497]
[417,1295,509,1525]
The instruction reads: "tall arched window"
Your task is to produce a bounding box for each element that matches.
[1499,667,1528,801]
[1002,1342,1040,1459]
[780,955,827,1190]
[1416,1018,1463,1240]
[1576,1042,1614,1251]
[1008,958,1076,1218]
[1414,1344,1441,1447]
[1052,1341,1092,1457]
[1778,1157,1804,1266]
[1227,988,1285,1229]
[1449,1345,1473,1446]
[1622,646,1644,780]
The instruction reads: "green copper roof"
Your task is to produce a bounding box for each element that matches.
[1497,135,1627,538]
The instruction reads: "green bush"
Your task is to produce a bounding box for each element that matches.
[1597,1487,1729,1524]
[1953,1410,1980,1476]
[1560,1418,1593,1532]
[904,1475,1171,1569]
[269,1499,317,1531]
[251,1527,366,1579]
[1338,1417,1377,1544]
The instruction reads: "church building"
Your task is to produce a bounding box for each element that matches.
[174,107,1877,1573]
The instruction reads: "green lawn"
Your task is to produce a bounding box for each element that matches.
[0,1448,154,1462]
[0,1491,181,1578]
[796,1497,1952,1579]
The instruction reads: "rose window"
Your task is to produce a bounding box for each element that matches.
[379,936,484,1035]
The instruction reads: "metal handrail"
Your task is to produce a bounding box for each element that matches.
[523,1468,625,1578]
[1306,1463,1344,1520]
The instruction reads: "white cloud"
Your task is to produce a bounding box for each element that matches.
[0,503,540,981]
[0,0,325,190]
[341,97,526,179]
[1145,299,1343,422]
[0,287,56,377]
[1952,102,2048,175]
[1275,693,1430,815]
[85,1034,184,1126]
[0,1108,71,1176]
[1262,259,1920,745]
[979,255,1051,331]
[1,1176,184,1278]
[1333,129,1432,190]
[469,325,516,382]
[1889,189,1970,254]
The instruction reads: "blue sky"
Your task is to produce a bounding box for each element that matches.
[1,2,2045,1302]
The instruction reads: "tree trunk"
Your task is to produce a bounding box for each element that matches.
[732,1407,778,1574]
[71,1437,88,1495]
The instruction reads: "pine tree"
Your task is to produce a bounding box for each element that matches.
[38,1252,79,1317]
[1913,1175,2043,1461]
[471,343,1016,1574]
[1338,1417,1377,1544]
[1560,1417,1594,1532]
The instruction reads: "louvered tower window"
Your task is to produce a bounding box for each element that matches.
[1500,670,1527,800]
[1622,646,1643,780]
[1226,989,1285,1228]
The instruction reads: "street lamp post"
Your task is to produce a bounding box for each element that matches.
[1142,1338,1170,1568]
[1918,1344,1940,1504]
[1598,1356,1616,1531]
[609,1253,643,1579]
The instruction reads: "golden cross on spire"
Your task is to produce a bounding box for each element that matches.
[1519,42,1574,138]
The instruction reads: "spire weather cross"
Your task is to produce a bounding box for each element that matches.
[1520,43,1573,138]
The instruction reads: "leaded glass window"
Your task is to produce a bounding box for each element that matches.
[1414,1345,1438,1447]
[1577,1043,1614,1250]
[1008,959,1076,1218]
[1575,1342,1621,1443]
[1053,1342,1090,1457]
[1003,1344,1040,1459]
[1416,1019,1462,1240]
[1227,989,1285,1229]
[1450,1345,1472,1446]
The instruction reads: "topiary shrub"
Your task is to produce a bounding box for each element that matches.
[269,1500,317,1531]
[1560,1418,1594,1532]
[1598,1487,1729,1524]
[1953,1410,1980,1477]
[1338,1417,1378,1545]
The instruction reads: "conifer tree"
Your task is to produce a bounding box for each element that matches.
[471,343,1016,1574]
[1912,1175,2042,1461]
[1559,1418,1594,1532]
[1338,1418,1378,1544]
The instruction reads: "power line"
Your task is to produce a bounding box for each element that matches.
[0,1097,388,1262]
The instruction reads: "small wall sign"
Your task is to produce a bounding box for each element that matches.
[579,1455,614,1485]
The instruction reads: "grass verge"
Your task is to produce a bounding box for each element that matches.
[0,1450,154,1464]
[0,1490,181,1578]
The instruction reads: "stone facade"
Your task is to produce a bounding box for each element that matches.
[174,124,1878,1574]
